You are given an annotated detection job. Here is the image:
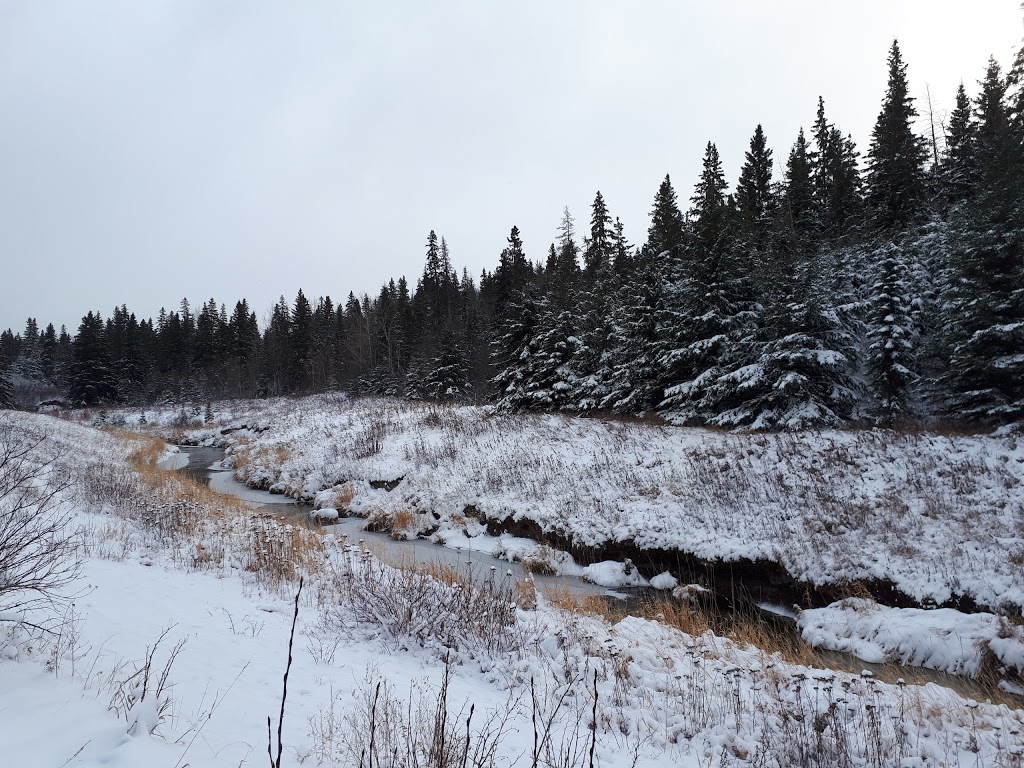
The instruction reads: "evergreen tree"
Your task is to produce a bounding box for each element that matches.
[69,312,119,405]
[809,97,862,235]
[974,58,1014,186]
[866,241,917,420]
[545,208,580,310]
[260,297,292,396]
[942,54,1024,422]
[507,309,585,411]
[938,83,979,205]
[865,40,929,230]
[583,191,615,276]
[492,287,545,410]
[0,362,12,409]
[735,124,776,232]
[290,289,314,392]
[423,332,471,401]
[611,217,634,276]
[689,141,730,254]
[491,225,533,318]
[643,174,685,262]
[784,128,815,234]
[598,267,671,412]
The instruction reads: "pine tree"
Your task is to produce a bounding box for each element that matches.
[865,40,929,230]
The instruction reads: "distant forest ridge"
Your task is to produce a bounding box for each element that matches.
[2,39,1023,429]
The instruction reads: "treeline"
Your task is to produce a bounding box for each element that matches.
[2,40,1022,428]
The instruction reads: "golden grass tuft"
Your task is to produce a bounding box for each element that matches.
[540,584,618,621]
[94,430,328,589]
[389,509,418,540]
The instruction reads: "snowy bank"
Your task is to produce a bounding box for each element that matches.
[83,394,1024,612]
[799,598,1024,679]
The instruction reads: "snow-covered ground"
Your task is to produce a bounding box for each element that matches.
[799,598,1024,680]
[5,409,1023,765]
[94,394,1024,613]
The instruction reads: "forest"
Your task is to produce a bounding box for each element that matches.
[2,40,1022,429]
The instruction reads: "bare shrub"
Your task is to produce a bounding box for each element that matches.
[328,553,525,654]
[107,626,186,736]
[246,515,325,586]
[0,416,79,617]
[321,659,516,768]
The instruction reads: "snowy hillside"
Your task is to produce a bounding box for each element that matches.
[3,409,1024,766]
[93,394,1024,613]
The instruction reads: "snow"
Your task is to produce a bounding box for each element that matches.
[798,598,1024,678]
[309,507,340,522]
[2,410,1023,766]
[650,571,679,590]
[105,394,1024,613]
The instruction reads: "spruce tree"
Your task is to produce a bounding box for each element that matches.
[942,55,1024,422]
[784,128,815,234]
[611,217,634,276]
[583,191,615,277]
[423,332,471,401]
[598,267,671,413]
[0,363,12,409]
[69,312,119,405]
[659,142,758,423]
[866,241,917,420]
[736,124,775,231]
[642,175,685,263]
[689,141,730,255]
[290,289,314,392]
[492,287,545,410]
[865,40,929,230]
[938,83,979,205]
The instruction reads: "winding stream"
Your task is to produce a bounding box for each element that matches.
[179,446,620,599]
[176,445,1021,703]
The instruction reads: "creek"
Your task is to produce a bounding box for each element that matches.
[176,445,1020,704]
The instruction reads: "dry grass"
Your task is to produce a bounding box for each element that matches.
[540,585,618,622]
[80,429,328,592]
[389,508,418,540]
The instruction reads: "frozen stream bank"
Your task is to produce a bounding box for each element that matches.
[179,445,621,599]
[174,445,1021,703]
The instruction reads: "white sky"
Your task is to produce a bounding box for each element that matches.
[1,1,1021,334]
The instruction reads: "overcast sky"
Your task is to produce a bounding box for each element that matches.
[1,1,1021,334]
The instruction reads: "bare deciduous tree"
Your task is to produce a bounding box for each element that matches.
[0,415,79,620]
